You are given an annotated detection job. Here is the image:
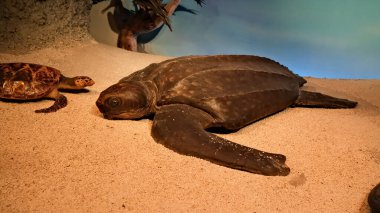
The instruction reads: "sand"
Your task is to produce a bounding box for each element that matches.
[0,40,379,212]
[0,0,92,54]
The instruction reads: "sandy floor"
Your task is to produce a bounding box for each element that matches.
[0,40,379,212]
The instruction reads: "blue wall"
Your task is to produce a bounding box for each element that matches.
[147,0,380,79]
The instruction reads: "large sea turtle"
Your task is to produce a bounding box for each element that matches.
[96,55,357,176]
[369,183,380,212]
[0,63,95,113]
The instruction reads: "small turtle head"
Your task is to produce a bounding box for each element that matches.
[96,81,155,120]
[73,76,95,88]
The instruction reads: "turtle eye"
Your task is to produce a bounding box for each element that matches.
[107,97,121,108]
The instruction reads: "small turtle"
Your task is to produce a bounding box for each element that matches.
[0,63,95,113]
[96,55,357,176]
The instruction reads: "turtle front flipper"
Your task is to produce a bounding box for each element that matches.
[152,104,290,176]
[35,90,67,113]
[294,90,357,108]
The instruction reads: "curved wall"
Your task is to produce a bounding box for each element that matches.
[90,0,380,79]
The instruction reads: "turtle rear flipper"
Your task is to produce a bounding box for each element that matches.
[35,92,67,113]
[152,104,290,176]
[293,90,357,108]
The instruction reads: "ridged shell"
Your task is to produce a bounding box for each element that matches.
[123,55,306,129]
[0,63,61,100]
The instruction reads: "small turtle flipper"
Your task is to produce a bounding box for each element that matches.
[294,90,357,108]
[152,104,290,176]
[35,92,67,113]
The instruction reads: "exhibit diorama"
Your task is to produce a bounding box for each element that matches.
[0,0,379,212]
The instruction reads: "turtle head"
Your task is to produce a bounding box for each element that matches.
[59,76,95,90]
[96,81,156,120]
[73,76,95,88]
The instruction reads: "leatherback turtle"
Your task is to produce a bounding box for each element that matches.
[96,55,357,176]
[369,183,380,212]
[0,63,95,113]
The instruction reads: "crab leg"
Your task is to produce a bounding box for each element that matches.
[117,0,181,50]
[152,104,290,176]
[144,0,181,32]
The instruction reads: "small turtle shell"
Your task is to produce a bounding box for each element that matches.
[0,63,61,100]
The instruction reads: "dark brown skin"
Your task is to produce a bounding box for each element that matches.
[96,55,357,176]
[0,63,95,113]
[369,183,380,213]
